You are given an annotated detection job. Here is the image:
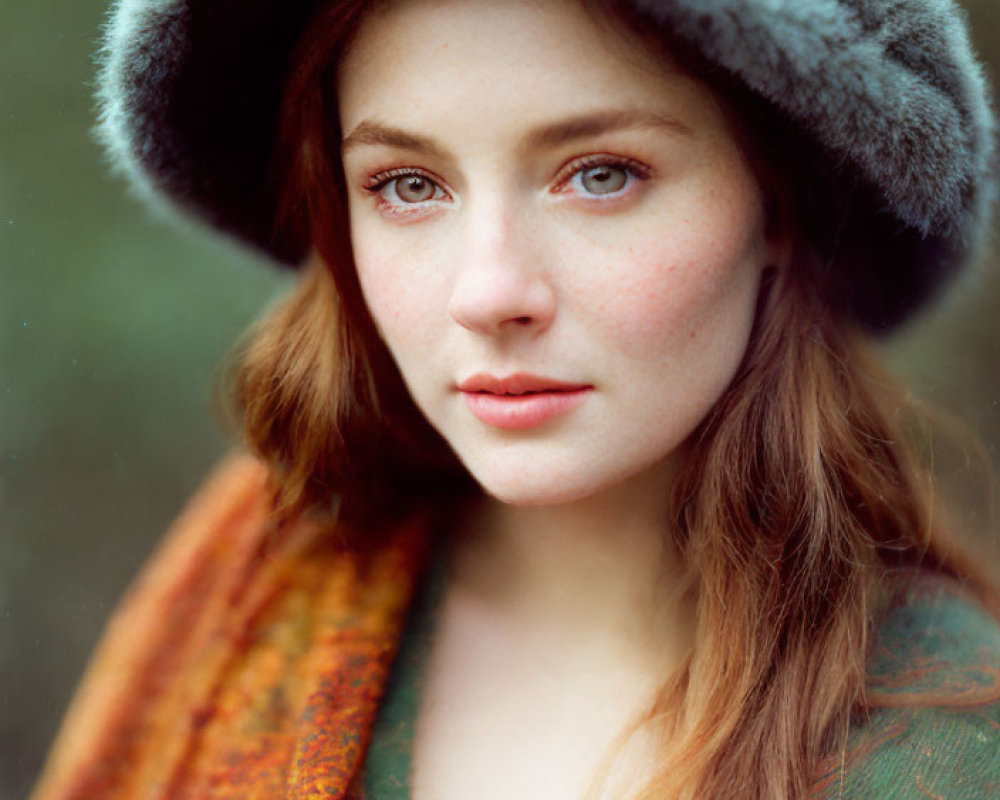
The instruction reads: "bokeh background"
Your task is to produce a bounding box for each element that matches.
[2,2,999,797]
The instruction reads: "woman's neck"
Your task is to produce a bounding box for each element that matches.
[447,458,696,672]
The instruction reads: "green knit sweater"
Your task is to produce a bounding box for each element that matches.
[364,569,1000,799]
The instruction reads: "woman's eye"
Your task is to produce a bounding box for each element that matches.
[391,174,438,203]
[365,170,449,211]
[556,156,650,200]
[578,164,628,195]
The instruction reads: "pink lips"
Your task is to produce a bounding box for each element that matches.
[457,373,592,430]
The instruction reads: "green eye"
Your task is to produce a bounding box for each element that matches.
[554,155,649,200]
[580,164,628,195]
[365,169,450,212]
[394,175,437,203]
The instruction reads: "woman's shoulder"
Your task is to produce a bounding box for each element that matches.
[30,453,429,800]
[867,571,1000,708]
[813,571,1000,799]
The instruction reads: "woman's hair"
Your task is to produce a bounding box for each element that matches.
[226,1,999,797]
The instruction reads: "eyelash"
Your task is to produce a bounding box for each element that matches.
[361,154,652,218]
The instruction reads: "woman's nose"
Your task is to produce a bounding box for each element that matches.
[447,211,556,336]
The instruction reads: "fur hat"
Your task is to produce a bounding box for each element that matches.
[95,0,997,331]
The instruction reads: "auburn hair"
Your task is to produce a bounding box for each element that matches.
[226,1,1000,797]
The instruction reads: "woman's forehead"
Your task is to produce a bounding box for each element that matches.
[336,0,725,152]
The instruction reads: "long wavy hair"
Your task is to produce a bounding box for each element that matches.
[227,1,1000,797]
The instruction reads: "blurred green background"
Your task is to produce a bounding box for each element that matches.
[1,2,999,798]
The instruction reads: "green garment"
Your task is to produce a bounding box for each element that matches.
[812,574,1000,798]
[363,570,1000,798]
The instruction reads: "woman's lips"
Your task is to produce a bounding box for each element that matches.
[457,373,592,430]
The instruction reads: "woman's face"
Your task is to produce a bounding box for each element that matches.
[338,0,779,507]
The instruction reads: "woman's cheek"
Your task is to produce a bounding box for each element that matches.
[590,245,731,353]
[589,253,682,349]
[352,216,455,339]
[355,252,424,345]
[598,190,766,357]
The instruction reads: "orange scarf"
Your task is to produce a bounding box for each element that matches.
[30,455,430,800]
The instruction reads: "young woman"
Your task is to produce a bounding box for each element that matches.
[30,0,1000,798]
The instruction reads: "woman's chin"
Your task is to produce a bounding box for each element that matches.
[469,471,605,509]
[465,459,670,510]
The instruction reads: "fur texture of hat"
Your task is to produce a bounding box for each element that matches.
[95,0,997,331]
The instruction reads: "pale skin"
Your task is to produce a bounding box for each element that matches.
[338,0,785,797]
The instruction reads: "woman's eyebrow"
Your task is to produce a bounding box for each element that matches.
[523,109,694,150]
[341,109,693,157]
[342,121,443,157]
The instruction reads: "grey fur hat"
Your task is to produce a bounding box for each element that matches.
[96,0,997,331]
